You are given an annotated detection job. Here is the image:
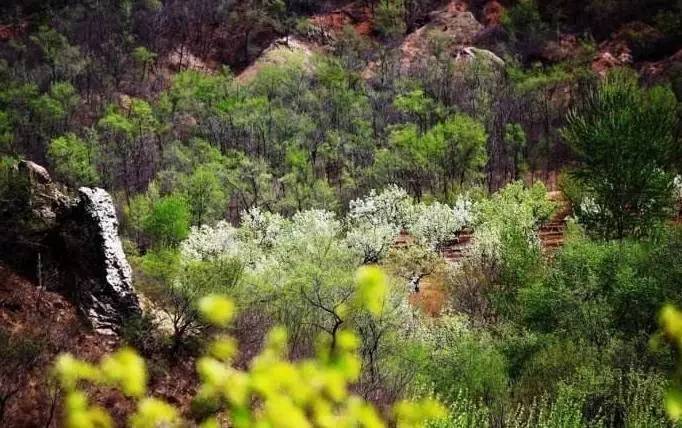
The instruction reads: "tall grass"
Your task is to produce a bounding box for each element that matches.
[504,393,595,428]
[429,371,678,428]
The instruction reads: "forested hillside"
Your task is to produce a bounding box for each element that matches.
[1,0,682,427]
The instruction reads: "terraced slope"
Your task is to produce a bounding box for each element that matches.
[405,191,571,315]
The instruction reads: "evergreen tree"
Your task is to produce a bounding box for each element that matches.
[563,69,679,239]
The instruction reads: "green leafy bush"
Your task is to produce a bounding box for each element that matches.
[409,314,509,405]
[48,133,99,187]
[143,195,191,247]
[472,181,555,292]
[501,0,549,61]
[179,165,227,226]
[121,314,165,357]
[375,0,407,40]
[520,228,682,346]
[140,253,243,351]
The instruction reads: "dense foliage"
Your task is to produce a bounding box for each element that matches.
[0,0,681,426]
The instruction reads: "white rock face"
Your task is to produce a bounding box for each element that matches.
[76,187,140,334]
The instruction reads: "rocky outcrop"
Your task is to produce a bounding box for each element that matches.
[63,188,140,333]
[362,3,501,80]
[236,37,318,83]
[0,161,140,334]
[399,8,484,73]
[453,46,504,67]
[308,2,373,39]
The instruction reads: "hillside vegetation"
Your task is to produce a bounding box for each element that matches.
[1,0,682,427]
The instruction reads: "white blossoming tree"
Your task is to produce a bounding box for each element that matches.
[347,185,415,229]
[408,197,472,251]
[345,186,414,263]
[283,209,341,248]
[345,186,473,261]
[238,207,286,250]
[179,221,239,261]
[180,219,268,271]
[345,220,400,264]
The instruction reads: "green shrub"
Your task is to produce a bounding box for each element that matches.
[513,336,612,401]
[519,229,682,349]
[471,181,555,315]
[374,0,407,40]
[0,156,15,195]
[428,391,490,428]
[189,393,222,422]
[48,133,99,187]
[427,369,671,427]
[518,238,616,344]
[143,195,191,247]
[410,315,509,405]
[606,370,670,427]
[162,257,243,351]
[558,169,586,212]
[179,165,227,226]
[501,0,549,61]
[504,388,597,428]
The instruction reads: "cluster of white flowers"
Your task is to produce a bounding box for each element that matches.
[453,196,474,224]
[579,195,607,218]
[473,214,542,264]
[674,175,682,201]
[179,208,347,277]
[346,187,414,263]
[346,186,472,259]
[180,186,476,270]
[347,185,414,228]
[469,182,552,263]
[469,222,504,262]
[180,221,241,261]
[288,209,341,242]
[405,311,473,348]
[408,197,473,250]
[238,207,286,249]
[345,220,400,263]
[181,220,273,272]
